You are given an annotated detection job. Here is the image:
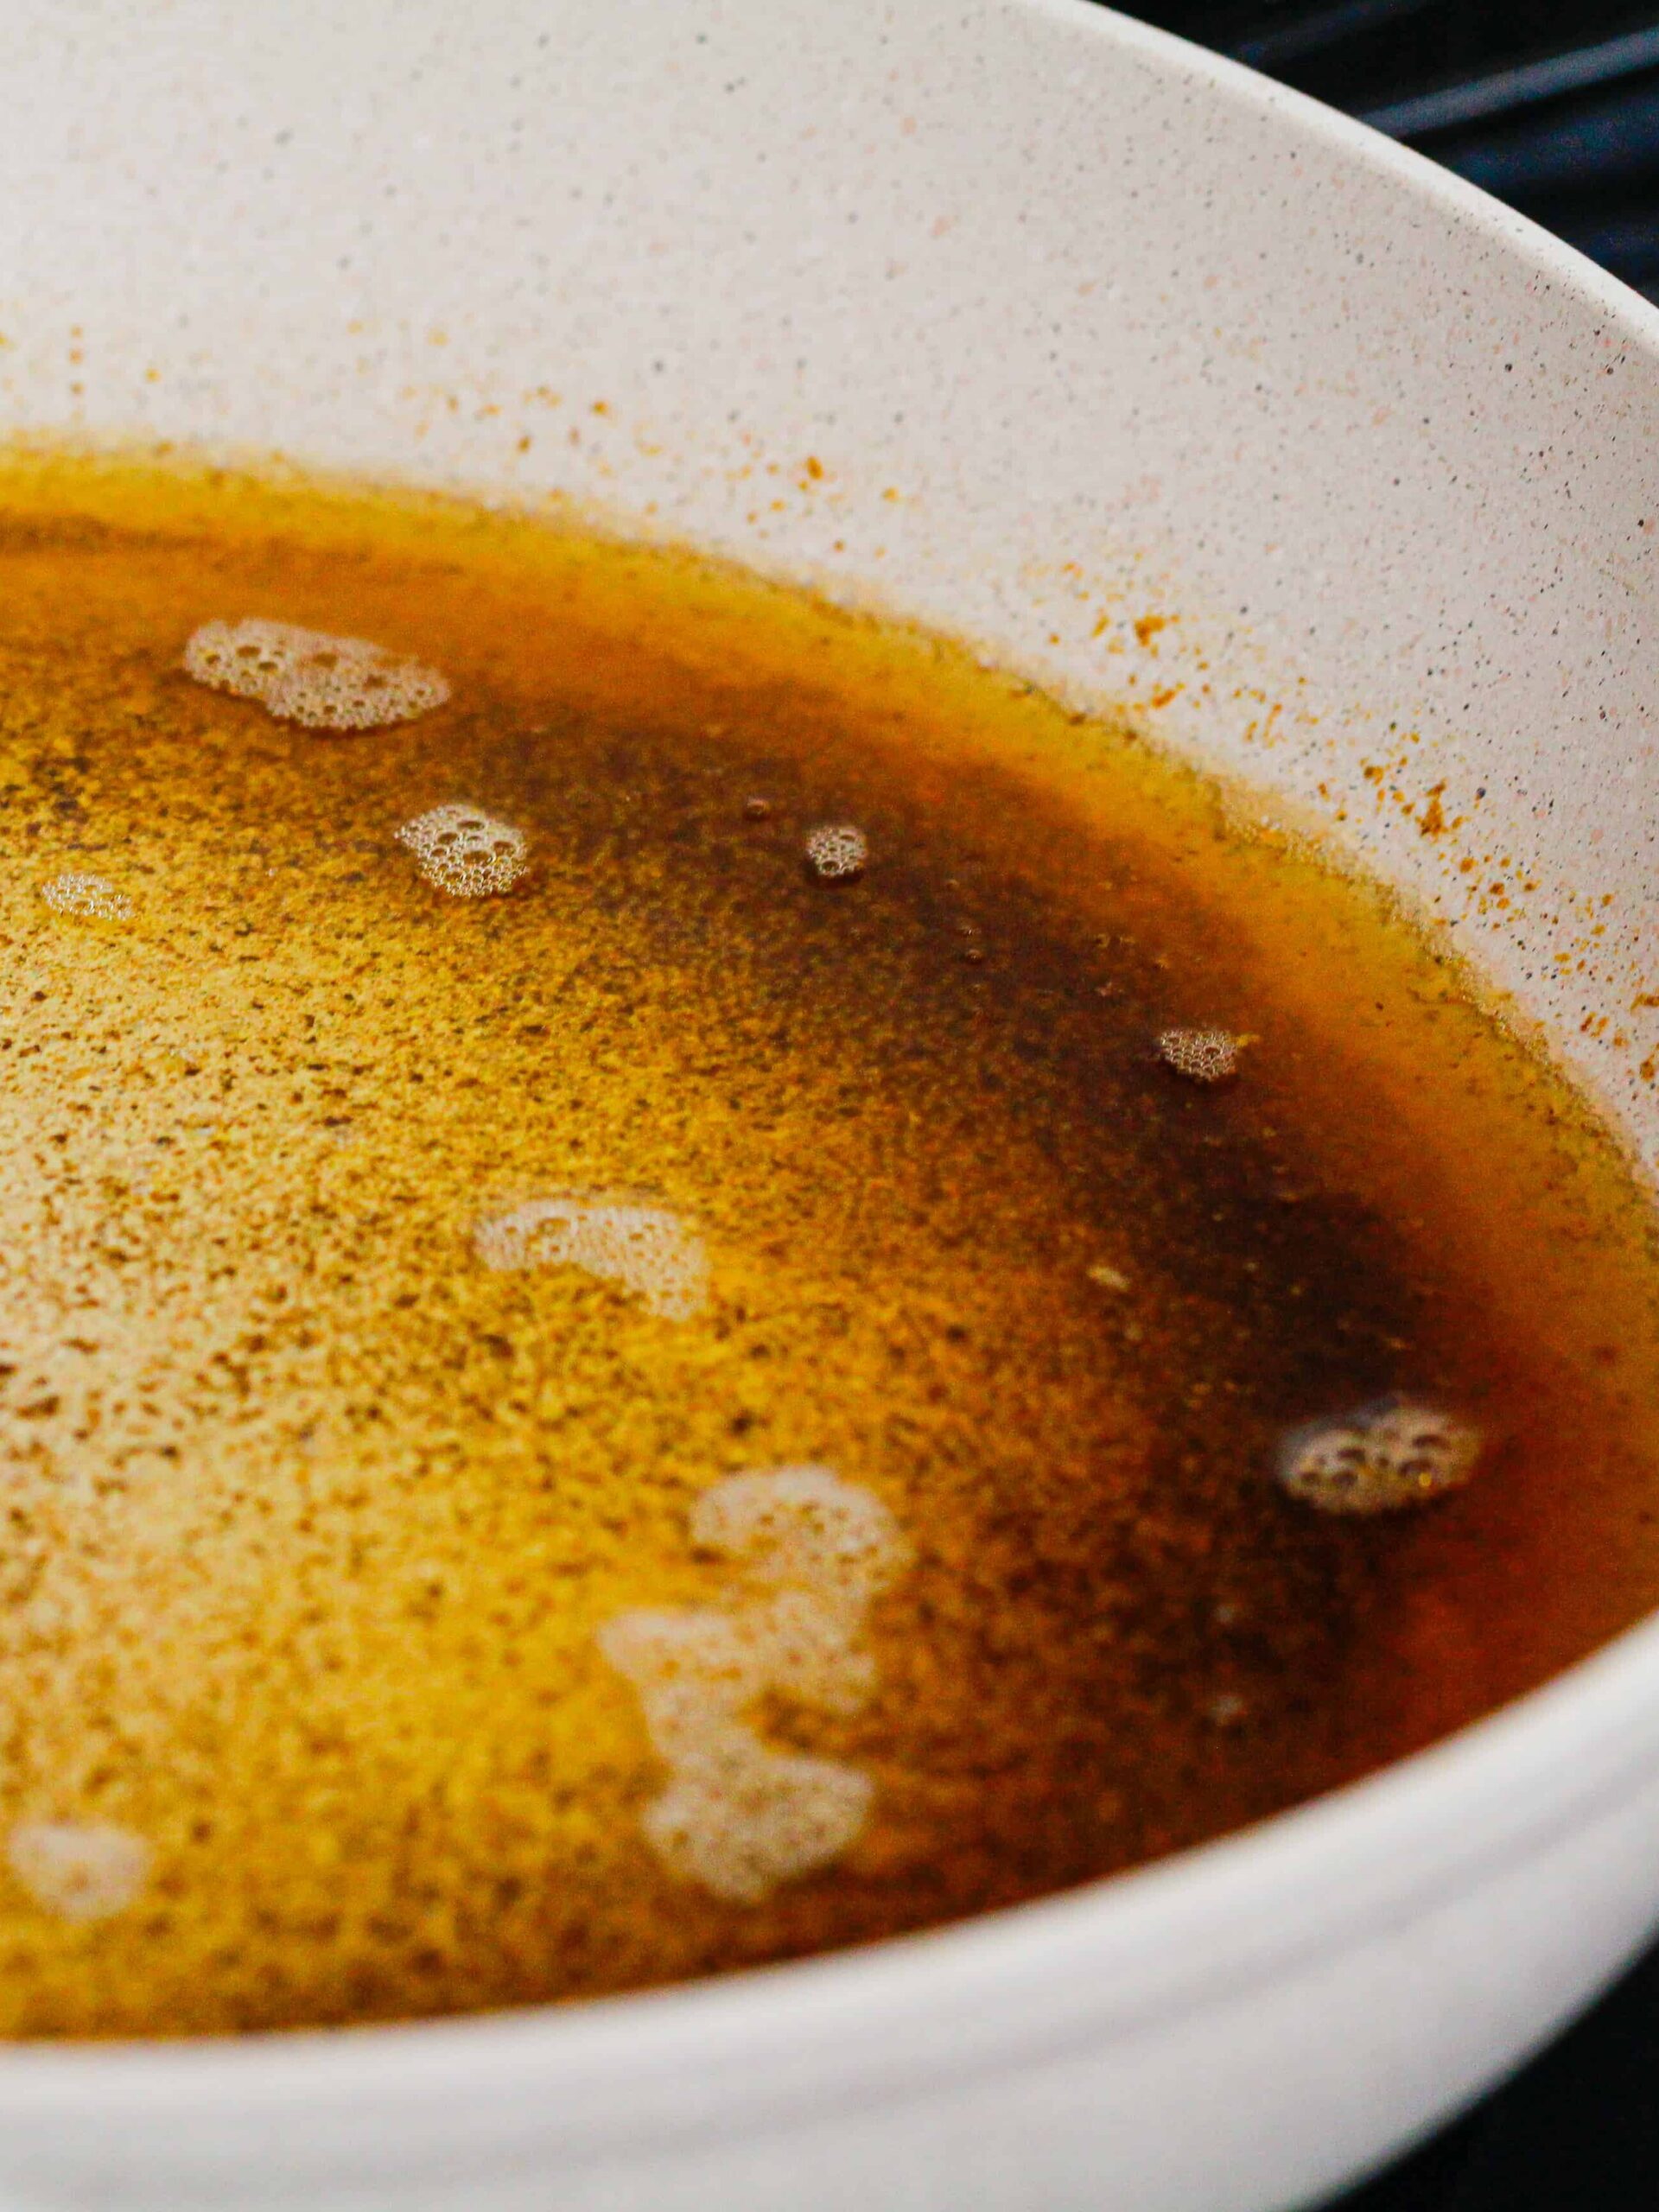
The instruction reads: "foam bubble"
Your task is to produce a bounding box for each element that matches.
[598,1607,766,1752]
[39,872,131,923]
[644,1748,874,1904]
[474,1194,708,1319]
[1158,1027,1244,1084]
[1277,1397,1482,1515]
[7,1821,150,1923]
[804,823,868,881]
[601,1467,908,1900]
[691,1464,906,1611]
[397,804,529,898]
[183,618,449,730]
[741,1586,881,1715]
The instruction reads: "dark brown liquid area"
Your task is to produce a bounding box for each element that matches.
[3,455,1659,2038]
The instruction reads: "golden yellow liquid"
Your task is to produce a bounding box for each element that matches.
[3,453,1659,2038]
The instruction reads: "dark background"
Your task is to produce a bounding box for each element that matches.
[1098,4,1659,2206]
[1123,1,1659,298]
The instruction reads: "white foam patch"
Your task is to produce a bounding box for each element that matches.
[804,823,868,881]
[1277,1398,1482,1515]
[1158,1027,1244,1084]
[396,803,529,898]
[644,1752,874,1906]
[7,1821,150,1923]
[183,618,450,730]
[474,1195,708,1319]
[600,1466,908,1902]
[39,872,132,922]
[691,1465,904,1614]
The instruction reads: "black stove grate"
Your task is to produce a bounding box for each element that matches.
[1131,2,1659,296]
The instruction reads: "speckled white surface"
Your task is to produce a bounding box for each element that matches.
[7,0,1659,1159]
[6,5,1659,2210]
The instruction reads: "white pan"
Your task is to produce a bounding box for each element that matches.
[3,3,1659,2207]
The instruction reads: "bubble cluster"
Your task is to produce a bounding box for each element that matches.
[39,872,131,922]
[600,1467,909,1902]
[397,804,529,898]
[474,1194,708,1319]
[804,823,868,882]
[6,1821,150,1923]
[691,1467,904,1613]
[1158,1027,1244,1084]
[645,1750,873,1908]
[1277,1397,1482,1515]
[183,618,450,730]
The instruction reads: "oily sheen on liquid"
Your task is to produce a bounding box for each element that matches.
[3,456,1659,2037]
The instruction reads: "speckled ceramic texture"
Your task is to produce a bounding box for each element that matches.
[5,3,1659,2210]
[10,0,1659,1162]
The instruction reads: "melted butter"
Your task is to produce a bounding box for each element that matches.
[0,451,1656,2037]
